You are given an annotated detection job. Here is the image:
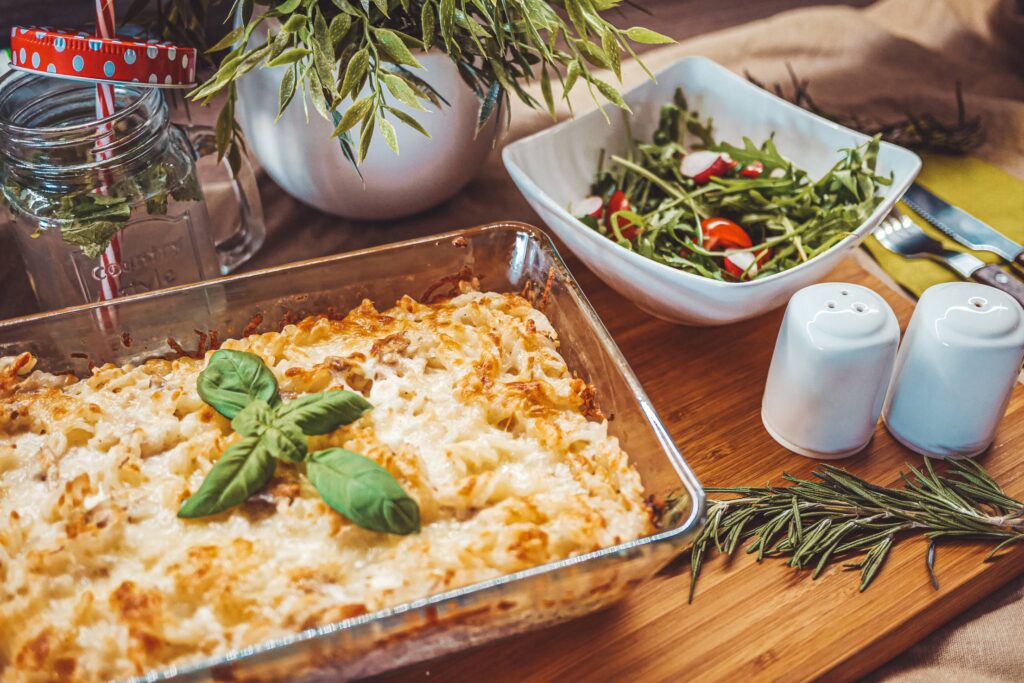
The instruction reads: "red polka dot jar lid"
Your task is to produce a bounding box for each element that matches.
[9,26,197,88]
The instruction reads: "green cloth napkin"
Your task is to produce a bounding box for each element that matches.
[863,154,1024,298]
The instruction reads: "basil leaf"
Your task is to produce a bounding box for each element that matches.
[177,436,277,518]
[231,399,275,437]
[264,419,308,463]
[306,448,420,534]
[275,390,372,435]
[197,349,280,419]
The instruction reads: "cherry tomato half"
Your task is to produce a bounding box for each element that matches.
[700,217,752,251]
[607,191,639,240]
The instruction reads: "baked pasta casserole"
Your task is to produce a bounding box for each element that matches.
[0,289,652,681]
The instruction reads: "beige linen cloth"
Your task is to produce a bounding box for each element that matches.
[502,1,1024,680]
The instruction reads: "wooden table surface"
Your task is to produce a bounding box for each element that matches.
[11,2,1023,681]
[374,254,1024,682]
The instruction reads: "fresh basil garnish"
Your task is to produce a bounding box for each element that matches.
[306,448,420,535]
[232,400,309,464]
[180,351,420,534]
[231,398,275,435]
[197,349,280,419]
[273,390,372,435]
[178,436,278,518]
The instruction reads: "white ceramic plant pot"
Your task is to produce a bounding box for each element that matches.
[235,24,496,220]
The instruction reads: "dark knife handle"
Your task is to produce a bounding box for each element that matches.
[973,264,1024,308]
[1015,252,1024,270]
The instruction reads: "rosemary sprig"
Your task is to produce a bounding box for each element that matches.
[688,459,1024,602]
[747,64,984,155]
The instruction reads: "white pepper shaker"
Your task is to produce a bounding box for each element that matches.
[762,283,900,459]
[883,282,1024,458]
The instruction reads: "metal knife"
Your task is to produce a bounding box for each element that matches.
[874,209,1024,309]
[903,183,1024,267]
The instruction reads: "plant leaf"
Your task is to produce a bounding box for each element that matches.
[358,110,376,163]
[280,13,307,33]
[177,436,278,518]
[207,26,245,53]
[386,106,431,138]
[382,74,426,110]
[277,64,298,120]
[601,27,621,81]
[275,390,373,435]
[373,27,423,69]
[563,59,582,96]
[420,1,435,50]
[477,80,502,130]
[439,0,456,51]
[331,96,374,136]
[328,13,352,49]
[266,46,310,67]
[306,448,420,534]
[339,47,369,100]
[379,116,400,153]
[592,76,631,112]
[540,64,555,115]
[624,26,675,45]
[196,349,280,419]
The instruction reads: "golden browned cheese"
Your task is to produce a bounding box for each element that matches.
[0,291,652,682]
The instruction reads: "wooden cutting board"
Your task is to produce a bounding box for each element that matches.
[379,252,1024,682]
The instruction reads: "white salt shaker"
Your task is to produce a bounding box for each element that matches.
[762,283,900,459]
[883,282,1024,458]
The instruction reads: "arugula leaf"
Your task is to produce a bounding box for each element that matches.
[178,436,278,518]
[197,349,280,419]
[584,88,888,282]
[274,390,372,435]
[306,448,420,535]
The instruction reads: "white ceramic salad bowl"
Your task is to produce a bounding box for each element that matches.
[502,57,921,325]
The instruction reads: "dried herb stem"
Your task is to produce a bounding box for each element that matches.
[688,459,1024,602]
[746,64,984,155]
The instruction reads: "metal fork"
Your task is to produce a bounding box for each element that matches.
[873,209,1024,307]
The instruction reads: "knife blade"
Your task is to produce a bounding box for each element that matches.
[903,184,1024,266]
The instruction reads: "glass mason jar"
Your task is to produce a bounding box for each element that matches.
[0,71,265,311]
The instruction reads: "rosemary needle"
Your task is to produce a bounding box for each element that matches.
[685,459,1024,602]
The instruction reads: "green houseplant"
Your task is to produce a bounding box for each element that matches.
[128,0,673,218]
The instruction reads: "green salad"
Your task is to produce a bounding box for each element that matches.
[571,89,891,281]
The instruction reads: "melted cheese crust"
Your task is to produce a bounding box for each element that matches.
[0,291,651,681]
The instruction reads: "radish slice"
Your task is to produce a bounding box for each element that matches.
[725,251,758,276]
[573,195,604,219]
[769,167,787,179]
[680,151,735,185]
[740,161,764,178]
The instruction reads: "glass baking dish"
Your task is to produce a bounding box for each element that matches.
[0,221,704,682]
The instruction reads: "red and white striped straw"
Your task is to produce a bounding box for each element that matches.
[95,0,121,304]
